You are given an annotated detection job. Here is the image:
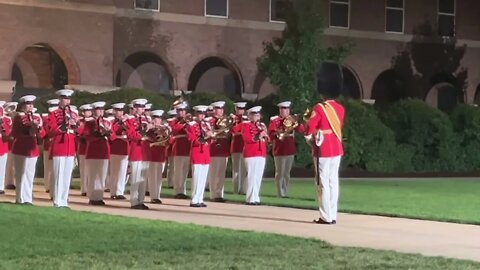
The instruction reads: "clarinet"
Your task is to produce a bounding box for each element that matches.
[27,111,41,145]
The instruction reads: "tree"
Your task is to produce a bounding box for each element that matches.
[257,0,350,113]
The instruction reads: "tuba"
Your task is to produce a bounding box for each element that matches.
[276,115,299,141]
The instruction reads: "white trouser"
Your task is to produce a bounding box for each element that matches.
[78,155,87,193]
[52,156,75,207]
[274,155,294,197]
[5,153,15,186]
[86,159,108,201]
[145,161,150,193]
[130,161,148,206]
[191,164,209,204]
[314,156,342,223]
[166,156,174,187]
[109,155,129,196]
[148,162,165,200]
[0,153,7,190]
[207,157,228,199]
[244,157,265,203]
[173,156,190,195]
[43,151,52,192]
[105,161,111,190]
[13,154,37,204]
[231,153,247,194]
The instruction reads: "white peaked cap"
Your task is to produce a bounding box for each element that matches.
[145,103,153,110]
[193,105,209,112]
[19,95,36,103]
[0,101,6,107]
[247,106,262,113]
[4,102,18,108]
[48,106,58,112]
[234,102,247,108]
[47,99,60,105]
[277,101,292,108]
[208,105,213,110]
[79,104,93,111]
[55,89,74,97]
[167,109,177,116]
[128,103,133,108]
[211,101,226,108]
[175,102,188,110]
[105,108,114,114]
[32,108,38,113]
[132,99,148,106]
[111,103,126,110]
[92,101,106,108]
[151,110,165,117]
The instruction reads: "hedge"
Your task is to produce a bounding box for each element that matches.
[31,88,480,174]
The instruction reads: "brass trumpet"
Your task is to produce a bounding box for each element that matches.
[212,115,233,137]
[150,123,171,147]
[276,115,299,141]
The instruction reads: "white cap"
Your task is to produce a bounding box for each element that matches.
[151,110,165,117]
[167,109,177,116]
[32,108,38,113]
[132,99,148,106]
[19,95,36,103]
[4,102,18,108]
[70,105,78,111]
[208,105,213,111]
[128,103,133,108]
[277,101,292,108]
[234,102,247,108]
[47,99,60,106]
[111,103,126,110]
[247,106,262,113]
[55,89,74,97]
[105,108,113,115]
[48,106,58,112]
[211,101,226,108]
[79,104,93,111]
[145,103,152,110]
[92,101,106,109]
[175,102,188,110]
[193,105,209,113]
[0,101,5,107]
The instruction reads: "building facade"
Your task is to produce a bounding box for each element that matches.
[0,0,479,109]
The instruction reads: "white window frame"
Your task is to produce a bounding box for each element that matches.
[385,0,405,34]
[204,0,229,19]
[269,0,286,23]
[437,0,456,37]
[329,0,350,29]
[134,0,160,12]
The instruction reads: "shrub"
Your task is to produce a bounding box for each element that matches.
[450,105,480,171]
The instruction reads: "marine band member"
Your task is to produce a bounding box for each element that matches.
[0,101,12,195]
[230,102,248,195]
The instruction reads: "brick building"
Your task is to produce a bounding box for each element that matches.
[0,0,479,110]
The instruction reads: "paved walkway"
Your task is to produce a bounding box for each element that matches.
[1,187,479,263]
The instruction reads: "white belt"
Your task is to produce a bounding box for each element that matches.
[233,133,242,136]
[174,134,186,139]
[117,135,128,139]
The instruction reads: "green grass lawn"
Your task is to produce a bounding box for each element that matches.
[0,203,478,270]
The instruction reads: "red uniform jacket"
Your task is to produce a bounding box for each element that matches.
[84,117,116,160]
[206,116,230,157]
[241,121,269,158]
[0,116,12,156]
[147,129,167,163]
[76,118,87,156]
[110,117,130,156]
[127,115,151,162]
[268,115,305,156]
[11,112,46,157]
[169,118,191,157]
[186,121,211,165]
[47,107,78,157]
[230,114,247,154]
[41,113,52,153]
[306,100,345,158]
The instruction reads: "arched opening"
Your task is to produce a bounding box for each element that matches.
[188,57,243,98]
[371,69,407,105]
[253,73,277,100]
[11,43,72,99]
[116,51,173,95]
[317,62,362,99]
[475,84,480,105]
[425,82,463,112]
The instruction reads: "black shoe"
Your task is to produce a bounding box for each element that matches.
[23,202,33,206]
[190,203,202,208]
[151,199,163,204]
[174,194,189,199]
[81,193,87,196]
[213,198,226,203]
[313,219,332,225]
[145,191,150,196]
[0,190,4,195]
[45,190,50,193]
[104,189,110,193]
[245,202,256,206]
[88,200,106,206]
[131,204,149,210]
[332,220,337,224]
[254,202,261,206]
[200,203,207,208]
[5,185,15,190]
[116,195,126,200]
[205,188,210,192]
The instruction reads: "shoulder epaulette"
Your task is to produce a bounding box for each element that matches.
[270,115,279,121]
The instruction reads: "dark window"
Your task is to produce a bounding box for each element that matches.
[205,0,228,17]
[386,0,403,33]
[438,0,455,36]
[270,0,288,22]
[134,0,159,11]
[329,0,349,28]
